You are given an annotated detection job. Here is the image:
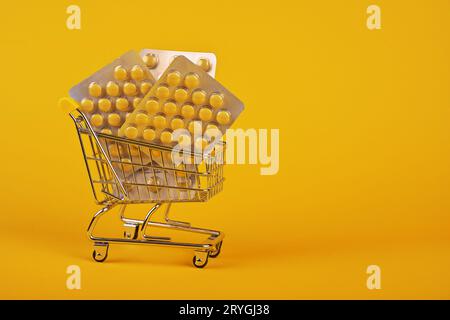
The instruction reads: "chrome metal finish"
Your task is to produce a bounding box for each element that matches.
[71,109,225,267]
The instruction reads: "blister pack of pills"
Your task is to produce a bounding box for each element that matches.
[141,49,216,79]
[118,55,244,152]
[69,50,156,136]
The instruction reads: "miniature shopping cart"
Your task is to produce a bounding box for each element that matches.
[67,106,225,268]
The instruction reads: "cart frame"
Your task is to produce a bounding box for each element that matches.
[70,109,225,268]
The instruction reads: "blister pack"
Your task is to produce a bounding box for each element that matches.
[69,50,156,136]
[140,49,217,79]
[118,55,244,152]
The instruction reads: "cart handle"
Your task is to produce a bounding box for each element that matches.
[59,98,129,201]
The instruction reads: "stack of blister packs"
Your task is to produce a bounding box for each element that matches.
[68,49,244,201]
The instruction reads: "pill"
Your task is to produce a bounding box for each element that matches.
[180,104,195,119]
[177,134,191,147]
[116,98,129,111]
[130,65,144,81]
[205,124,221,138]
[155,85,170,99]
[143,128,156,141]
[101,128,112,135]
[129,146,140,157]
[114,65,128,81]
[151,150,162,159]
[123,82,137,96]
[216,110,231,125]
[121,158,133,173]
[184,73,200,89]
[126,112,132,120]
[153,115,167,129]
[188,121,202,135]
[195,137,209,151]
[135,112,149,125]
[88,82,102,97]
[174,88,188,103]
[133,97,142,109]
[143,53,158,69]
[145,99,160,114]
[167,71,181,87]
[106,81,120,97]
[160,130,173,144]
[91,114,103,127]
[163,101,177,116]
[198,107,213,121]
[197,58,211,72]
[209,93,224,109]
[140,82,152,95]
[171,117,185,130]
[80,98,94,112]
[109,144,121,157]
[125,126,138,139]
[191,90,206,105]
[108,113,121,127]
[98,98,112,112]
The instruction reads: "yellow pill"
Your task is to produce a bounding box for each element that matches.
[133,97,142,109]
[135,112,149,125]
[194,137,209,151]
[198,107,213,121]
[167,71,181,87]
[98,98,112,112]
[109,144,121,157]
[151,150,162,159]
[216,110,231,125]
[184,73,200,89]
[88,82,102,97]
[121,158,133,173]
[108,113,121,127]
[114,65,128,81]
[171,117,185,130]
[209,93,224,109]
[197,58,211,72]
[155,85,170,99]
[90,114,103,127]
[177,134,191,147]
[116,98,129,111]
[101,128,112,135]
[153,115,167,129]
[143,53,158,69]
[145,99,160,114]
[180,104,195,119]
[173,88,188,103]
[191,90,206,105]
[163,101,177,116]
[126,112,132,120]
[205,124,221,138]
[106,81,120,97]
[188,121,202,135]
[160,131,173,144]
[140,82,152,95]
[80,98,94,112]
[143,128,156,141]
[123,82,137,96]
[131,65,145,81]
[125,126,138,139]
[129,146,140,157]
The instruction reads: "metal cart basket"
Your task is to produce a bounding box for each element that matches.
[69,108,225,268]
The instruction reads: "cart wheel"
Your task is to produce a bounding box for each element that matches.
[209,241,223,258]
[193,251,209,268]
[92,243,109,263]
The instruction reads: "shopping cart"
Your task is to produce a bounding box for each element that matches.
[65,103,225,268]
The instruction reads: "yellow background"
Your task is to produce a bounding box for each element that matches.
[1,0,449,299]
